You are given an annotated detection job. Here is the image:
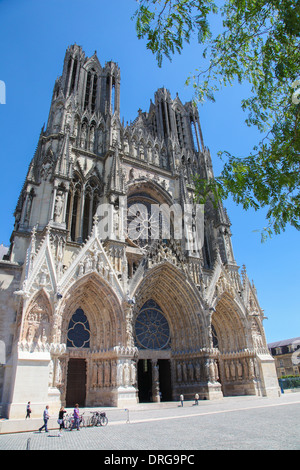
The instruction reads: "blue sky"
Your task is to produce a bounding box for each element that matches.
[0,0,299,343]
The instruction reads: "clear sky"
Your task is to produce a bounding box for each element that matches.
[0,0,299,343]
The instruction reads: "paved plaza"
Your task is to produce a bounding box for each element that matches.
[0,392,299,451]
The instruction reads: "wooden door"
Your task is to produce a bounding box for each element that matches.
[66,358,86,407]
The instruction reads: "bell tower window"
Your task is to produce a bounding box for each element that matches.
[84,69,98,112]
[111,80,115,113]
[91,76,97,113]
[65,174,83,242]
[106,74,116,113]
[70,58,77,94]
[65,56,78,96]
[190,117,200,152]
[84,72,91,110]
[64,58,72,96]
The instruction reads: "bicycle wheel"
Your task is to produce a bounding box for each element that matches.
[95,416,102,426]
[90,415,98,426]
[80,417,85,428]
[65,418,72,429]
[86,416,92,427]
[100,415,108,426]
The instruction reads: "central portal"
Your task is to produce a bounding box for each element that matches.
[137,358,172,402]
[135,299,172,403]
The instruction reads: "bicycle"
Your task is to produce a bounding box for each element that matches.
[89,411,108,426]
[65,412,86,429]
[98,411,108,426]
[89,411,99,427]
[63,413,72,429]
[79,413,86,428]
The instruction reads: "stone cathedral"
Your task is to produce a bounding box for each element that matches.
[0,45,279,419]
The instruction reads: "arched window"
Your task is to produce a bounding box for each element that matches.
[106,74,116,113]
[70,58,77,94]
[67,308,90,348]
[84,69,98,112]
[190,117,199,152]
[84,72,92,110]
[65,56,78,96]
[65,173,83,242]
[91,76,97,113]
[64,57,72,96]
[111,78,115,113]
[66,172,102,243]
[161,100,168,137]
[175,110,185,148]
[82,177,101,241]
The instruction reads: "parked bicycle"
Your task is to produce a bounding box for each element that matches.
[64,412,86,429]
[89,410,108,426]
[63,413,73,429]
[79,413,86,428]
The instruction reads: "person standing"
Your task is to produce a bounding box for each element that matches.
[39,405,50,432]
[57,406,67,436]
[194,393,199,405]
[70,404,80,431]
[25,402,31,419]
[180,394,184,407]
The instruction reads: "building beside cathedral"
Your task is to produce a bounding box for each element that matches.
[0,45,279,419]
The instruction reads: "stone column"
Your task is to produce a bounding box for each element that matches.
[151,359,161,403]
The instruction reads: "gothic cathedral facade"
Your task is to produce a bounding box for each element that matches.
[0,45,279,418]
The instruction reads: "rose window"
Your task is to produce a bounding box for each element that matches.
[135,299,170,350]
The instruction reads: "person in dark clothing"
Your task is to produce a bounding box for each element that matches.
[57,406,67,436]
[25,402,31,419]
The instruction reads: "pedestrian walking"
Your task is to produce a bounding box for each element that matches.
[194,393,199,405]
[70,404,80,431]
[180,394,184,407]
[39,405,50,432]
[25,401,31,419]
[57,406,67,436]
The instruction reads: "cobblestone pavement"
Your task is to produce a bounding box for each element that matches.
[1,392,300,451]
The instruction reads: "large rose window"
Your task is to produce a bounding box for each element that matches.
[135,299,170,350]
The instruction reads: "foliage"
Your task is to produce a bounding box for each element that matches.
[133,0,300,238]
[279,376,300,389]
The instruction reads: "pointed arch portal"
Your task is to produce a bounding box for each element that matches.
[133,262,206,403]
[135,299,172,403]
